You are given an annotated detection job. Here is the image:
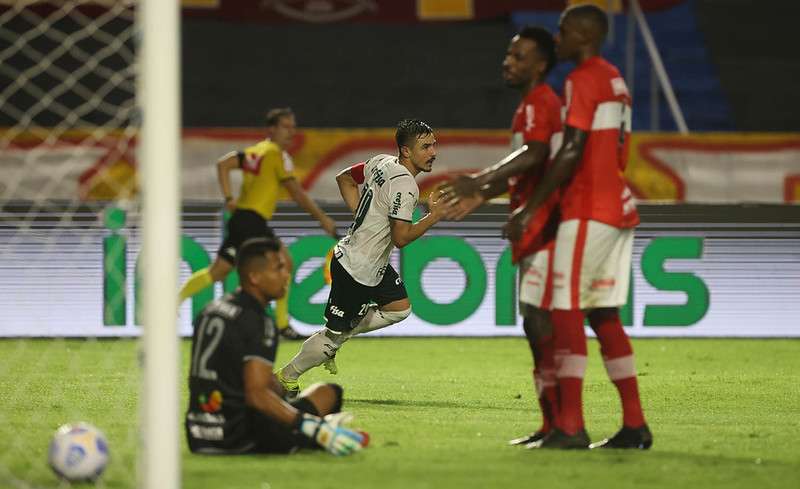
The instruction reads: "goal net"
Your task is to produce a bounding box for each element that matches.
[0,1,178,487]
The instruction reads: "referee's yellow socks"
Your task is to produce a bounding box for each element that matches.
[275,281,291,330]
[179,268,213,303]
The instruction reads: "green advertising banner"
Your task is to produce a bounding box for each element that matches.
[0,203,797,337]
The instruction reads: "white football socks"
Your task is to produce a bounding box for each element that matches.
[281,330,339,380]
[280,307,412,380]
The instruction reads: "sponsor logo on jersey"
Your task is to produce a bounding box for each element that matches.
[207,300,240,319]
[371,167,386,187]
[186,412,225,424]
[188,423,224,441]
[591,278,617,289]
[391,192,402,215]
[199,390,223,413]
[329,305,345,317]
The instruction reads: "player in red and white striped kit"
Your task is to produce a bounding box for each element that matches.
[505,4,651,450]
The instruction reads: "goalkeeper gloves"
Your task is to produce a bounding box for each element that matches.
[297,412,368,456]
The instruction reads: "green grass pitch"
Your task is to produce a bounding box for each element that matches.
[1,338,798,488]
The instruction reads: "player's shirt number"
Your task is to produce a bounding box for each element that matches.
[191,316,225,381]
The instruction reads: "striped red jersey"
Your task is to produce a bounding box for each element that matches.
[508,82,563,263]
[561,56,639,228]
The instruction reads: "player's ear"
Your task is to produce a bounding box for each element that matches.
[535,59,547,77]
[244,269,259,288]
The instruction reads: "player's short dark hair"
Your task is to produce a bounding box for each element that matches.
[395,118,434,153]
[518,25,557,75]
[562,4,609,40]
[265,107,294,127]
[236,237,281,277]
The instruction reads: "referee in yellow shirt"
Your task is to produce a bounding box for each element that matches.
[179,107,338,339]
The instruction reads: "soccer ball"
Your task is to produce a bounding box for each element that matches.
[48,422,110,482]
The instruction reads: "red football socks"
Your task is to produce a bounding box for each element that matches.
[551,309,587,435]
[589,308,646,428]
[531,334,558,433]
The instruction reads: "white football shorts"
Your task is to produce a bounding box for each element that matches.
[551,219,633,311]
[517,242,554,311]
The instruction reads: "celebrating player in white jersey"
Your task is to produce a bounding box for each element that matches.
[277,119,456,395]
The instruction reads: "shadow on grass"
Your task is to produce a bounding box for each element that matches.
[347,397,527,411]
[512,444,799,471]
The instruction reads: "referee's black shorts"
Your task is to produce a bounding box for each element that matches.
[217,209,278,265]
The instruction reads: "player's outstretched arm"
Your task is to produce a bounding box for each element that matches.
[445,142,549,198]
[282,177,338,237]
[451,178,509,221]
[475,141,549,187]
[389,190,455,248]
[335,163,364,213]
[216,151,240,213]
[243,360,366,456]
[504,126,587,241]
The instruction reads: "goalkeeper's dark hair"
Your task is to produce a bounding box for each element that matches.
[395,118,434,153]
[265,107,294,127]
[236,237,281,277]
[562,3,609,40]
[518,25,557,76]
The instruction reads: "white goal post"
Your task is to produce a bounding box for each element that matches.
[139,1,180,489]
[0,0,181,487]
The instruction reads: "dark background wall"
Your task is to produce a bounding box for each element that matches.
[182,20,519,128]
[3,2,800,131]
[695,0,800,131]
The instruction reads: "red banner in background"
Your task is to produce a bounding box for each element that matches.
[181,0,686,23]
[4,128,796,204]
[0,1,687,22]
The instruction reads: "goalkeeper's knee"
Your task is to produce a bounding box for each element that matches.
[327,383,343,413]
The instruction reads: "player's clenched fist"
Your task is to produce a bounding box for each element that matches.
[297,412,369,456]
[504,206,531,242]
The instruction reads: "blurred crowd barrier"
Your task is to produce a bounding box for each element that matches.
[2,128,798,204]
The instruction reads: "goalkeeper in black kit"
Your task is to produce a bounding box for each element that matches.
[185,237,368,455]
